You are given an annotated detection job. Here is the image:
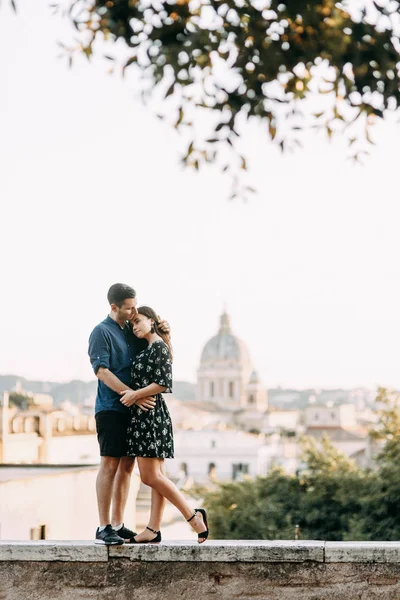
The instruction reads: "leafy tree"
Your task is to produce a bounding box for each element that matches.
[202,434,367,540]
[345,388,400,541]
[202,392,400,541]
[202,469,304,539]
[50,0,400,192]
[8,392,33,410]
[299,435,368,540]
[370,386,400,464]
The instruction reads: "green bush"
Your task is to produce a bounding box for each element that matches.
[201,391,400,541]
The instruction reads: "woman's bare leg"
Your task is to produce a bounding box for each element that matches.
[137,457,208,541]
[149,461,166,530]
[133,462,166,542]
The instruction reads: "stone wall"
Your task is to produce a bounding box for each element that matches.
[2,541,400,599]
[0,468,140,540]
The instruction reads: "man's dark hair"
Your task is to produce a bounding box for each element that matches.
[107,283,136,307]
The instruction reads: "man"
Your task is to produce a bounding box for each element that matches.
[88,283,168,545]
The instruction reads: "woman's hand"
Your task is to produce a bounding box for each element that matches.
[119,390,141,407]
[119,390,156,411]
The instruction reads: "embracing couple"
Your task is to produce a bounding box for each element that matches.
[88,283,209,546]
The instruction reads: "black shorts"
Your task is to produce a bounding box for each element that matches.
[95,410,131,458]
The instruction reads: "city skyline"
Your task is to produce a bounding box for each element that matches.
[1,1,399,390]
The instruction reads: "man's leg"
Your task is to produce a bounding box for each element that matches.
[111,456,135,526]
[96,456,120,526]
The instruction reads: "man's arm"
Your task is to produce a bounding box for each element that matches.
[96,367,131,394]
[97,368,156,411]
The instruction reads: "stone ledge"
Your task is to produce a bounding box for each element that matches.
[0,541,108,562]
[2,541,400,564]
[109,540,324,562]
[325,542,400,563]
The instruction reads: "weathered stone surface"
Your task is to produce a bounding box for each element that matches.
[3,542,400,600]
[4,560,400,600]
[109,540,325,562]
[0,541,108,562]
[325,542,400,564]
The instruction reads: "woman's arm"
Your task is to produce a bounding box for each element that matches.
[135,383,167,399]
[120,383,166,407]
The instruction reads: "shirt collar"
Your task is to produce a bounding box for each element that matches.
[106,315,129,331]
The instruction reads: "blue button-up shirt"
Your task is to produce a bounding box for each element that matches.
[88,316,147,414]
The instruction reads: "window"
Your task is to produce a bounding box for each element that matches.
[208,462,216,474]
[211,440,216,449]
[248,395,255,405]
[232,463,249,480]
[30,525,47,540]
[210,382,214,398]
[229,382,234,398]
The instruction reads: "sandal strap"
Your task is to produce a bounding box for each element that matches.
[186,511,197,523]
[146,526,159,534]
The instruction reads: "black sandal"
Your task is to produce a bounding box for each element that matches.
[187,508,209,543]
[128,526,162,544]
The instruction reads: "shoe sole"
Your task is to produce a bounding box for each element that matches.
[125,541,161,545]
[94,539,124,545]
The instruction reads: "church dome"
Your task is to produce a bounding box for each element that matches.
[200,312,252,368]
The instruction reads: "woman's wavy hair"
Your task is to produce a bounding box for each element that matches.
[137,306,173,361]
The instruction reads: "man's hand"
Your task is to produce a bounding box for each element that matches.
[158,316,170,334]
[119,390,156,411]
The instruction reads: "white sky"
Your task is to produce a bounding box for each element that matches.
[1,0,399,390]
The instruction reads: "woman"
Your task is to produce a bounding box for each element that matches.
[120,306,209,544]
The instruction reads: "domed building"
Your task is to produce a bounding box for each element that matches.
[196,311,268,415]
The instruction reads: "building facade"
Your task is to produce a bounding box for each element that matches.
[196,311,268,416]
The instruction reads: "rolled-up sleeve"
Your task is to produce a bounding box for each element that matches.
[88,326,110,375]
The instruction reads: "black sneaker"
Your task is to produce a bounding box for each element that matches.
[95,524,124,545]
[115,523,137,541]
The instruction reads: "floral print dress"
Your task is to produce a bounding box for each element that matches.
[126,339,174,458]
